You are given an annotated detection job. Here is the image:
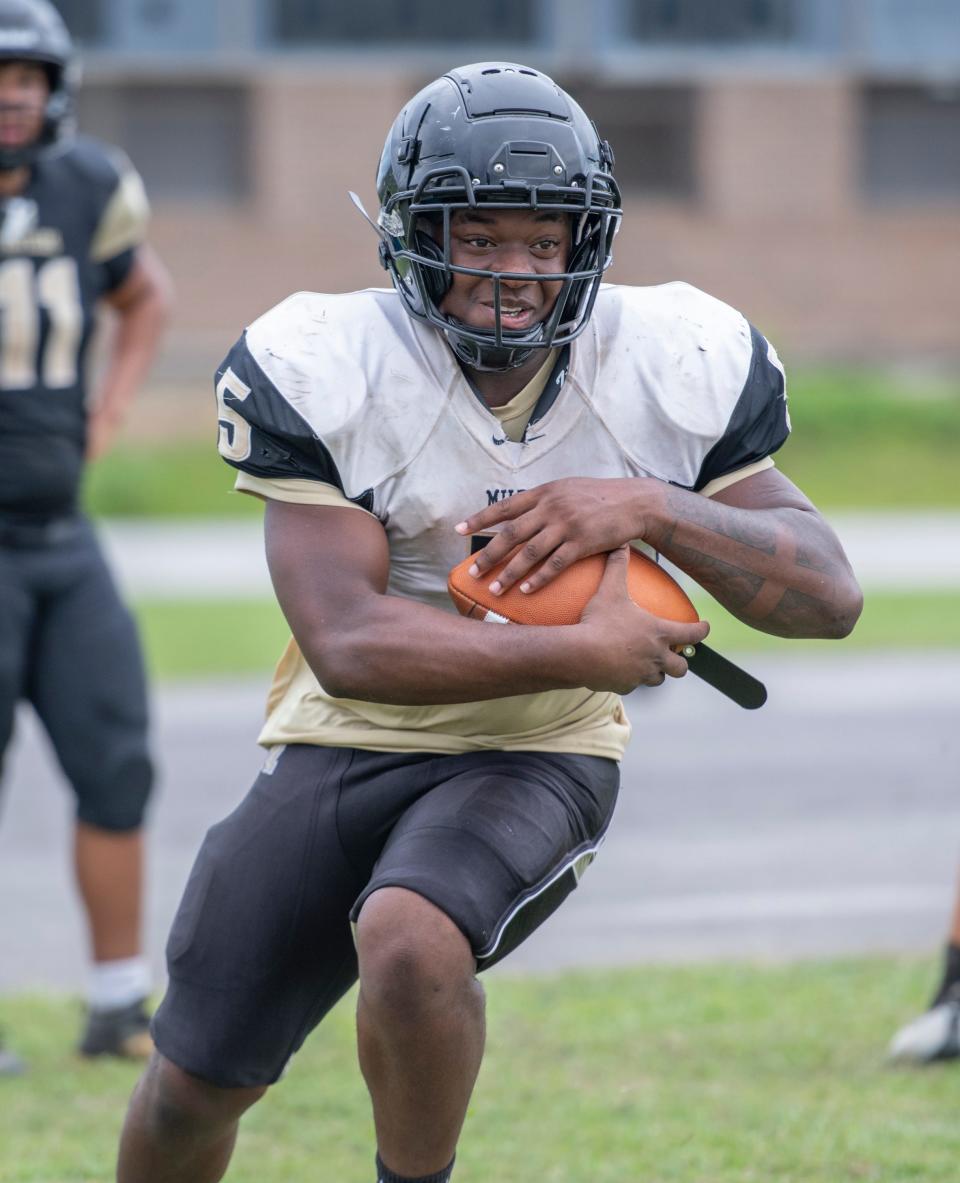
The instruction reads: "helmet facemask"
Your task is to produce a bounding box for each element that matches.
[370,64,622,372]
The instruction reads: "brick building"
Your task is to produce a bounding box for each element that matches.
[59,0,960,395]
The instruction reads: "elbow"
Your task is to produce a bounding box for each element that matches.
[824,579,864,640]
[139,251,176,328]
[303,634,369,702]
[122,279,173,341]
[318,672,361,702]
[151,272,176,328]
[145,243,175,304]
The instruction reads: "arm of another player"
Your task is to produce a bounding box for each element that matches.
[458,468,862,640]
[264,500,709,704]
[86,245,174,461]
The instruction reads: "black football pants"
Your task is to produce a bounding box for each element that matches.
[0,513,153,831]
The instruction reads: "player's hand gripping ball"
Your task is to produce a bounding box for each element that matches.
[448,546,699,627]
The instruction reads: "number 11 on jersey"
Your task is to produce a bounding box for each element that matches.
[0,256,82,390]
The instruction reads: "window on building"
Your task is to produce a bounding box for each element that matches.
[861,84,960,203]
[78,84,250,203]
[568,85,698,200]
[272,0,535,45]
[626,0,795,45]
[859,1,960,67]
[53,0,106,45]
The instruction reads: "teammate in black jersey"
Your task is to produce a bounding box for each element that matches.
[0,0,171,1074]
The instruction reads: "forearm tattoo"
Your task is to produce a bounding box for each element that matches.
[652,489,855,637]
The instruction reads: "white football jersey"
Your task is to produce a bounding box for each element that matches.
[215,281,789,758]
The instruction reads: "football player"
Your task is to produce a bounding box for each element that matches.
[117,63,861,1182]
[0,0,171,1074]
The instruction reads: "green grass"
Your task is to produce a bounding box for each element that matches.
[131,588,960,681]
[2,958,957,1182]
[86,369,960,517]
[778,369,960,510]
[84,440,255,519]
[134,598,290,680]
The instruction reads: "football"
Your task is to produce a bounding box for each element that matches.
[448,545,699,626]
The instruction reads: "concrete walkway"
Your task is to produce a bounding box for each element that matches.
[98,512,960,599]
[2,651,958,992]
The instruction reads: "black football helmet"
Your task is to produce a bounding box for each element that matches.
[0,0,76,171]
[370,62,621,371]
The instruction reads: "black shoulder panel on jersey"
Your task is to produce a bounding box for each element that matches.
[38,136,131,284]
[693,324,790,492]
[53,135,123,211]
[527,344,571,430]
[102,246,135,291]
[216,333,374,513]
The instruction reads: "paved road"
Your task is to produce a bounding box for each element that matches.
[98,512,960,598]
[2,651,957,993]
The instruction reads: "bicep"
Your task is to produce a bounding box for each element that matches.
[265,499,390,643]
[710,465,856,575]
[102,245,173,313]
[709,466,818,514]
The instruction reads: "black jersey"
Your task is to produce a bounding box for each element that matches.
[0,135,149,521]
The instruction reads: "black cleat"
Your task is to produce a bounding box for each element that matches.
[888,985,960,1064]
[78,998,153,1061]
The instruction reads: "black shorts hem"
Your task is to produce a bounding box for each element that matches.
[152,984,291,1089]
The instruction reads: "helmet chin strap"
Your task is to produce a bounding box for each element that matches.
[0,146,38,171]
[0,106,39,170]
[444,317,547,372]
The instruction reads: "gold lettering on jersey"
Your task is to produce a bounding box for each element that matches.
[0,228,65,256]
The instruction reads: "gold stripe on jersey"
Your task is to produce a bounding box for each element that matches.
[235,472,378,514]
[90,166,150,263]
[700,455,774,498]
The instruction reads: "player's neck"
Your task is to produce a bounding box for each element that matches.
[0,167,30,198]
[463,352,546,409]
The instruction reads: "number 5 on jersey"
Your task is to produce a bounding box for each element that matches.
[216,367,253,462]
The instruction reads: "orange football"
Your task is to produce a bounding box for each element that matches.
[448,546,699,626]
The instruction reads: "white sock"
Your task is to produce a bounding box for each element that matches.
[87,956,151,1012]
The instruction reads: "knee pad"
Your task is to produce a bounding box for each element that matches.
[75,751,155,832]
